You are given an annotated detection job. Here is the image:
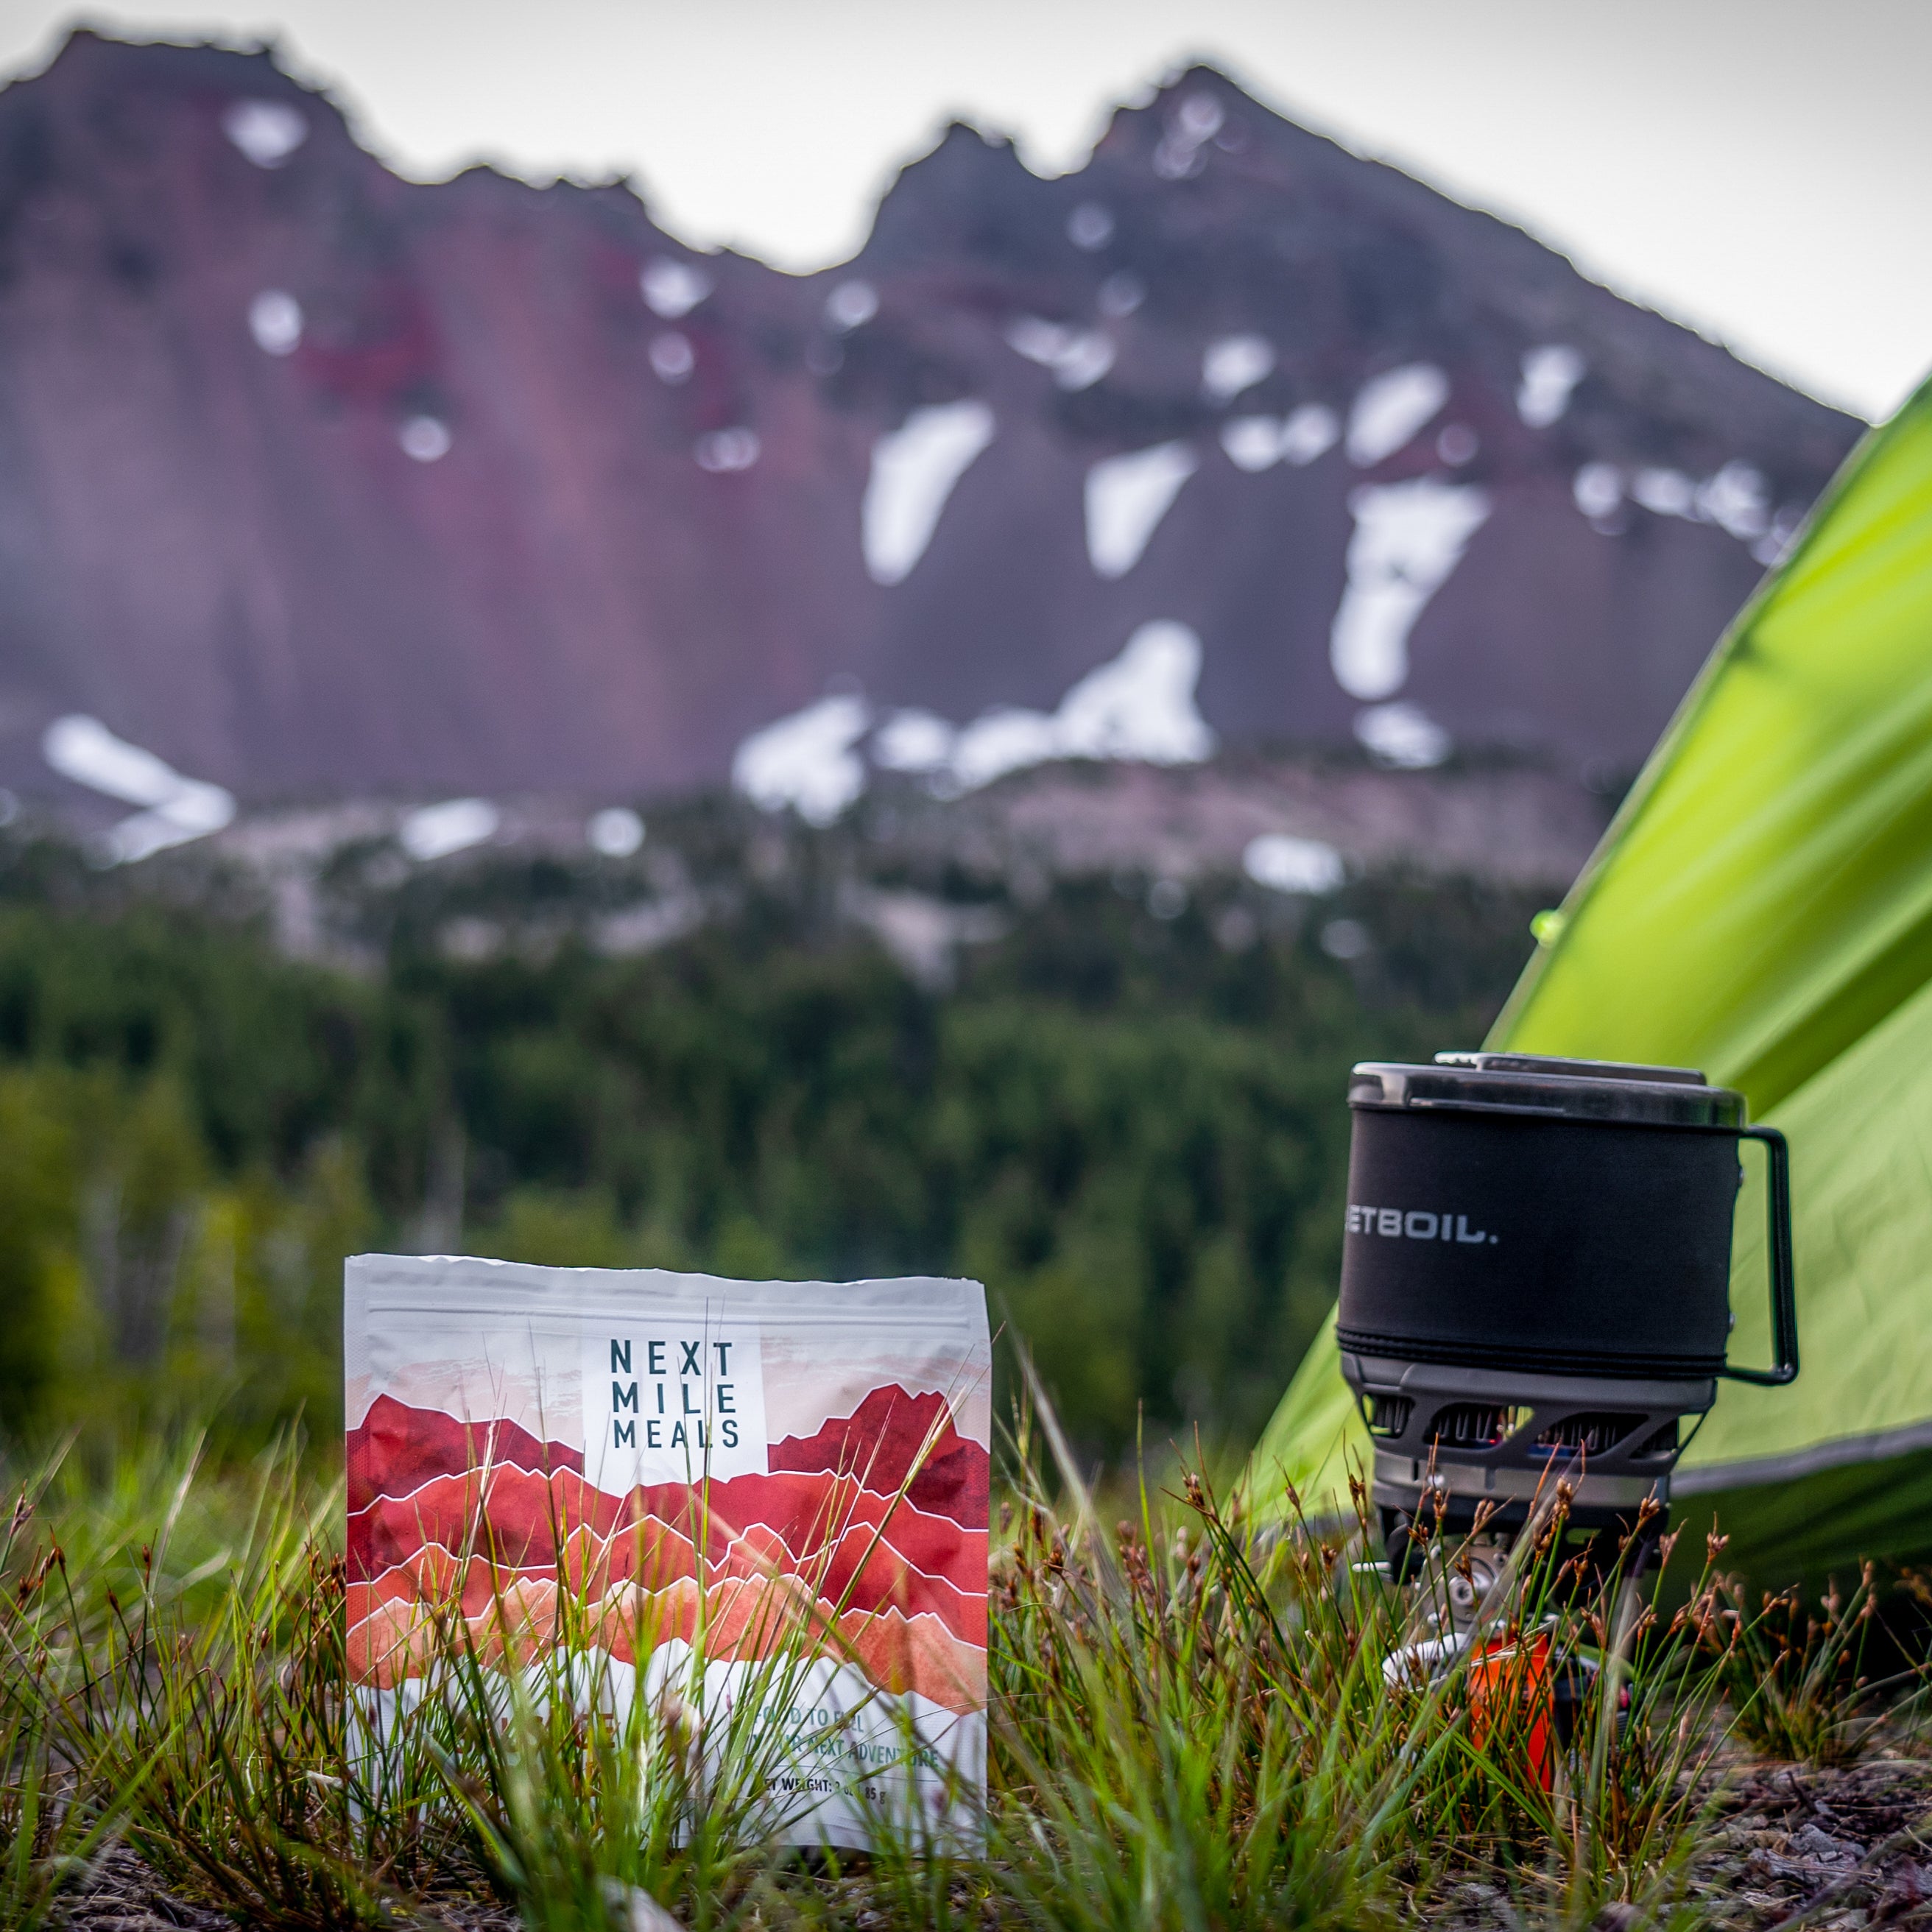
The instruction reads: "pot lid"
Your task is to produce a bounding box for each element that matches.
[1349,1051,1746,1128]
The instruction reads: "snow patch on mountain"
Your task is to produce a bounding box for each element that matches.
[43,714,236,862]
[641,258,712,320]
[1221,403,1339,473]
[400,417,451,463]
[1283,405,1342,465]
[649,333,694,384]
[1355,701,1451,769]
[1006,319,1114,391]
[733,695,872,825]
[1699,461,1771,538]
[401,798,498,861]
[1154,92,1224,179]
[736,625,1215,817]
[695,428,760,473]
[1347,365,1450,466]
[1576,456,1780,556]
[1517,346,1585,427]
[1574,463,1623,521]
[872,710,957,775]
[825,280,878,331]
[1202,335,1275,405]
[1086,443,1198,577]
[925,622,1216,793]
[585,808,645,857]
[1632,468,1696,518]
[248,290,301,356]
[1243,833,1344,894]
[222,98,306,168]
[864,401,997,585]
[1066,202,1114,250]
[1330,479,1492,699]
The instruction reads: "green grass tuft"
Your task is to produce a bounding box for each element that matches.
[0,1412,1924,1928]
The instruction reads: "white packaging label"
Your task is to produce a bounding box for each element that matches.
[581,1313,769,1487]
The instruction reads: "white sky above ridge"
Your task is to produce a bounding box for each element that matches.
[3,0,1928,420]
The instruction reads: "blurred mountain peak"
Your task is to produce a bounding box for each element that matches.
[0,31,1861,842]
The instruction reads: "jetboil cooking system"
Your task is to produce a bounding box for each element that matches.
[1336,1051,1797,1579]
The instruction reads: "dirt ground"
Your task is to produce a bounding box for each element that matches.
[55,1842,515,1932]
[1684,1758,1932,1929]
[49,1758,1932,1931]
[1424,1758,1932,1931]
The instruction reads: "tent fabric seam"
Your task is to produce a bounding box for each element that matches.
[1671,1419,1932,1494]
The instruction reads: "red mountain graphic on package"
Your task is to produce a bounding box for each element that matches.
[345,1254,990,1847]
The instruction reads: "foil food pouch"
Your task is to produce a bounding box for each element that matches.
[345,1254,990,1847]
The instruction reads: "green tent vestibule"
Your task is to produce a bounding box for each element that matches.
[1255,373,1932,1587]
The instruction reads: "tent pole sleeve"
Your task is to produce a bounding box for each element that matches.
[1721,1126,1799,1386]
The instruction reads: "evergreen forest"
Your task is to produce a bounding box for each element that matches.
[0,802,1548,1459]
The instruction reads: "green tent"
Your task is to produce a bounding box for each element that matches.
[1256,374,1932,1587]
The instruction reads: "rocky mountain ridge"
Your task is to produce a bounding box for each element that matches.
[0,32,1862,851]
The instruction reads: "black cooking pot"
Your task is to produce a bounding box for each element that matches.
[1336,1053,1797,1384]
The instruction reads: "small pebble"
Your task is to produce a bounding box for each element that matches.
[1791,1822,1857,1861]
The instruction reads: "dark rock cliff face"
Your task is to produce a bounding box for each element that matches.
[0,32,1861,810]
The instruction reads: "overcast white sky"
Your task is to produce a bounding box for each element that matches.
[3,0,1926,419]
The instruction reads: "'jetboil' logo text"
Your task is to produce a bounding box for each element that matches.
[1347,1205,1498,1246]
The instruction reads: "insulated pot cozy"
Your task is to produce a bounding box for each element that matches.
[1336,1052,1797,1386]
